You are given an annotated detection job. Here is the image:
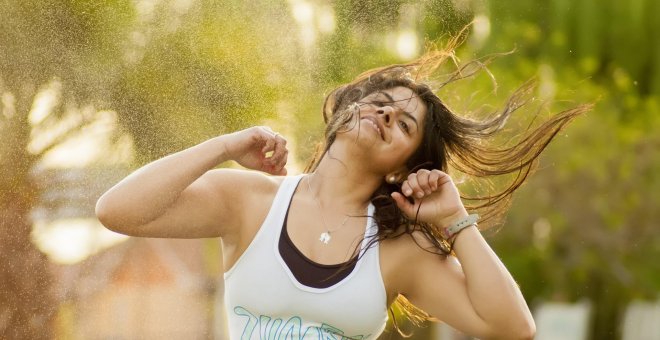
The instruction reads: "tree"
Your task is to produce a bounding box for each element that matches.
[0,0,131,336]
[1,0,303,337]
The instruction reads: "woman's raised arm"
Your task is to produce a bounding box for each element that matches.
[391,169,535,339]
[95,126,288,239]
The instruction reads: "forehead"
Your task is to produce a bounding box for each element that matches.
[365,86,426,117]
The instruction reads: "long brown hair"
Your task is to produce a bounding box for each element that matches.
[304,29,592,334]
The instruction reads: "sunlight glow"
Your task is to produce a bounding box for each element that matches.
[2,92,16,119]
[290,0,316,47]
[288,0,336,49]
[291,0,313,24]
[32,218,128,264]
[317,6,336,34]
[539,64,557,100]
[472,14,491,47]
[28,80,61,125]
[40,110,133,168]
[396,30,419,60]
[27,82,134,264]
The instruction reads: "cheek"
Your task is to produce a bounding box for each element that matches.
[331,105,361,131]
[389,142,418,167]
[400,139,423,166]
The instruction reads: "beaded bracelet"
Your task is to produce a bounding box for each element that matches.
[440,213,479,240]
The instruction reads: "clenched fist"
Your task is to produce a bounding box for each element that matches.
[390,169,468,228]
[221,126,289,175]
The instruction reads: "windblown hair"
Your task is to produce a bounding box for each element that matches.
[304,28,591,335]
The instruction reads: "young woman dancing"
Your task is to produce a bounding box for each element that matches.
[96,40,589,339]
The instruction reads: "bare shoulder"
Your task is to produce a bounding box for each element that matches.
[204,167,283,196]
[208,169,289,271]
[203,168,284,238]
[380,228,447,261]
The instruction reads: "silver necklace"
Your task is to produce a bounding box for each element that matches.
[306,175,351,245]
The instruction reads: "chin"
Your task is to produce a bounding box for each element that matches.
[338,127,381,150]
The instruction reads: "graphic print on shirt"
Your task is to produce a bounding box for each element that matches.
[234,306,370,340]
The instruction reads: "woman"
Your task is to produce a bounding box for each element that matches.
[96,40,588,339]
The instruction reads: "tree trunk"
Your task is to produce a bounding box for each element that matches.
[0,89,55,339]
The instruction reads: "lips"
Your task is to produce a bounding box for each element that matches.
[361,116,385,140]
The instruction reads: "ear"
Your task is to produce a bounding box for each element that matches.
[385,168,408,184]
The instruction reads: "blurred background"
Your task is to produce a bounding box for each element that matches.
[1,0,659,339]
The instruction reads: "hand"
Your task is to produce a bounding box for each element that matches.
[390,169,468,227]
[221,126,288,175]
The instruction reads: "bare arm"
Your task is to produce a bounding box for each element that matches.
[391,169,535,340]
[95,126,289,238]
[399,227,535,340]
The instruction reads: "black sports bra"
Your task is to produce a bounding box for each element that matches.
[278,187,358,288]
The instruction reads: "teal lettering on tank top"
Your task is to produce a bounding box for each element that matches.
[235,306,259,339]
[234,306,368,340]
[259,315,282,340]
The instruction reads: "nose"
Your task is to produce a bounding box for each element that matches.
[376,106,396,125]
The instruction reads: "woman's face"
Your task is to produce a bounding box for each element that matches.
[338,86,427,174]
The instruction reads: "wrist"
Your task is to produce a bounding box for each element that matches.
[439,212,479,241]
[435,208,469,229]
[447,223,478,245]
[210,135,235,164]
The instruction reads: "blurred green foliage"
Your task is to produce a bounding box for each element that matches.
[1,0,659,339]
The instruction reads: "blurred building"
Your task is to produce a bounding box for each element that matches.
[52,238,222,340]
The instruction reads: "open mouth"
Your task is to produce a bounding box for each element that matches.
[361,117,384,140]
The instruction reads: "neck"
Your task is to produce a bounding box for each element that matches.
[306,142,383,214]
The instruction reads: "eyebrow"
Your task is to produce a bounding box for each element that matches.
[377,92,420,130]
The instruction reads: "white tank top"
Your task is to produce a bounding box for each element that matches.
[223,175,388,339]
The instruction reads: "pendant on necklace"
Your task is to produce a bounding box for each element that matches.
[319,232,331,244]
